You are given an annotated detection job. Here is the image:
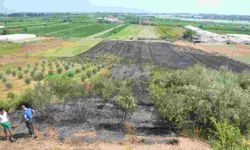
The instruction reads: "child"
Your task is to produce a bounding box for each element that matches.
[0,108,16,142]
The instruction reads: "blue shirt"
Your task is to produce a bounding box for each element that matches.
[23,108,33,121]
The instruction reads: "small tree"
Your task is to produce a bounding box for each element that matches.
[183,30,194,40]
[2,77,7,83]
[25,78,32,85]
[12,70,17,77]
[57,67,63,74]
[81,65,86,71]
[209,118,246,150]
[7,92,16,101]
[0,73,3,79]
[86,70,92,78]
[64,65,69,70]
[5,81,13,90]
[18,72,23,79]
[6,69,11,75]
[24,69,29,74]
[75,68,81,74]
[17,66,22,71]
[81,74,87,82]
[33,72,44,81]
[92,68,98,74]
[116,95,137,123]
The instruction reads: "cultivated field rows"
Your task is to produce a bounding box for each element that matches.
[80,40,250,72]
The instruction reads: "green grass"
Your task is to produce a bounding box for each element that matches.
[137,25,161,39]
[107,24,142,39]
[0,42,23,55]
[2,15,116,38]
[234,56,250,64]
[157,25,187,40]
[35,39,101,57]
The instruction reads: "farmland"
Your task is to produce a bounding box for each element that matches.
[0,42,23,55]
[0,13,250,150]
[80,40,250,72]
[35,39,102,57]
[156,17,250,35]
[1,15,117,38]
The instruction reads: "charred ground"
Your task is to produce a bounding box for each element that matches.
[79,40,250,72]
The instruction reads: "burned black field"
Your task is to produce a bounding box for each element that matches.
[79,40,250,72]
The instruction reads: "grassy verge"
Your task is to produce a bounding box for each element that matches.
[107,25,142,40]
[35,39,101,57]
[0,42,23,55]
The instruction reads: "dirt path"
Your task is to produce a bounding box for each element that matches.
[0,131,211,150]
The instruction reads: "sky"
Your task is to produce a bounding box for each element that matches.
[0,0,250,15]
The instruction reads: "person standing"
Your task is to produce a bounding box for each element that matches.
[0,108,16,142]
[21,105,36,138]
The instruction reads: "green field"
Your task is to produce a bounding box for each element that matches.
[157,25,186,40]
[1,15,117,38]
[106,24,142,39]
[35,39,101,57]
[0,42,23,55]
[155,17,250,35]
[106,25,162,40]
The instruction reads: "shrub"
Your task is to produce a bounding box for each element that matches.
[45,78,85,110]
[81,65,86,71]
[116,95,137,122]
[33,72,44,81]
[5,81,13,89]
[17,66,22,71]
[56,64,60,68]
[75,68,81,74]
[24,78,32,85]
[33,66,38,71]
[30,71,35,77]
[16,84,52,113]
[6,69,11,75]
[81,75,87,82]
[149,65,250,131]
[42,60,46,65]
[26,64,31,68]
[97,65,102,71]
[92,68,98,74]
[24,69,29,74]
[57,67,63,74]
[0,73,3,79]
[86,70,92,78]
[7,92,16,101]
[65,71,74,78]
[2,77,7,83]
[209,118,247,150]
[64,65,69,70]
[18,72,23,79]
[11,70,17,77]
[48,62,52,67]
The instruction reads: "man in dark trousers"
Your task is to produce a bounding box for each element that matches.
[21,105,37,138]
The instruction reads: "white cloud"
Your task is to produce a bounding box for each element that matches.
[198,0,220,7]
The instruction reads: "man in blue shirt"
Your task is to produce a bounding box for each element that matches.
[21,105,36,138]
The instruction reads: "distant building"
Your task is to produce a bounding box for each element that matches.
[96,16,123,24]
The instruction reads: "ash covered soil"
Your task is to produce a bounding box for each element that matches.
[6,63,196,149]
[79,40,250,72]
[7,64,179,145]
